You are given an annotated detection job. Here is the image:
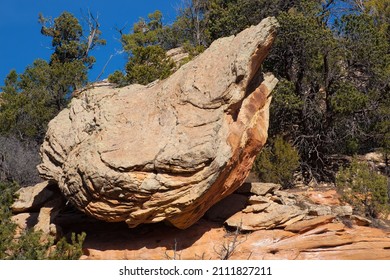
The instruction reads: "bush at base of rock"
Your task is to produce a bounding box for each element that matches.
[0,180,85,260]
[253,135,300,188]
[0,181,19,259]
[336,158,389,219]
[2,230,86,260]
[47,232,86,260]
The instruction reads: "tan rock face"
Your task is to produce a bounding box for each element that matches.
[80,218,390,260]
[11,181,57,213]
[37,18,279,229]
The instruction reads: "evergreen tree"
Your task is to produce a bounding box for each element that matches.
[109,11,174,86]
[0,11,105,142]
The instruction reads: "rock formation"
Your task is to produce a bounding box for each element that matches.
[11,181,64,239]
[78,184,390,260]
[36,17,279,229]
[11,168,390,259]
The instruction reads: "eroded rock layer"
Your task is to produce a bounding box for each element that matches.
[37,17,279,229]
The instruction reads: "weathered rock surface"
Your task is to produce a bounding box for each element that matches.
[11,213,39,238]
[37,18,279,229]
[33,197,63,239]
[305,189,340,206]
[11,181,65,240]
[237,182,281,195]
[11,181,58,213]
[226,200,307,230]
[284,215,335,233]
[78,183,390,260]
[225,182,358,231]
[166,47,190,68]
[13,182,389,259]
[80,218,390,260]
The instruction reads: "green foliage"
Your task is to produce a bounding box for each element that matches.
[0,59,85,140]
[269,79,303,136]
[0,181,19,259]
[336,159,389,218]
[39,11,106,67]
[4,230,86,260]
[0,11,104,142]
[258,1,389,178]
[330,82,367,115]
[266,8,337,88]
[335,13,390,86]
[110,10,175,86]
[1,61,57,139]
[0,181,19,215]
[181,41,205,58]
[48,232,86,260]
[121,10,163,51]
[0,180,86,260]
[107,70,127,87]
[9,230,51,260]
[253,136,300,188]
[376,119,390,164]
[125,45,175,85]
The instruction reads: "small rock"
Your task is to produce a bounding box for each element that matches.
[352,215,372,226]
[226,203,307,231]
[11,212,39,237]
[34,197,64,240]
[333,205,353,217]
[248,195,271,204]
[273,190,296,205]
[306,190,340,206]
[308,205,332,216]
[284,215,335,233]
[242,203,271,213]
[363,152,384,163]
[249,182,281,196]
[11,181,56,213]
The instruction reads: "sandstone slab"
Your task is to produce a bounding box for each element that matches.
[11,213,39,238]
[79,218,390,260]
[284,215,335,233]
[226,202,307,230]
[239,182,281,196]
[305,189,340,206]
[34,197,64,239]
[11,181,56,213]
[37,18,279,229]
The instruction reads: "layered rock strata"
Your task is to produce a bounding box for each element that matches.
[37,17,279,229]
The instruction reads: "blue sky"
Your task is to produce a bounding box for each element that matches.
[0,0,181,87]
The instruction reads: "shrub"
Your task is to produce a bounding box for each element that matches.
[0,181,19,259]
[48,232,86,260]
[336,159,389,218]
[0,136,41,185]
[8,229,51,260]
[253,135,300,188]
[0,180,86,260]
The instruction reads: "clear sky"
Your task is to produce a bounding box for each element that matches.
[0,0,181,87]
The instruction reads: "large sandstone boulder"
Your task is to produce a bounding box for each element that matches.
[37,17,279,229]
